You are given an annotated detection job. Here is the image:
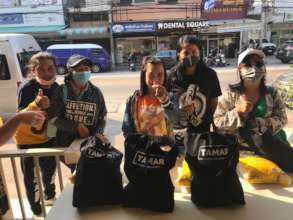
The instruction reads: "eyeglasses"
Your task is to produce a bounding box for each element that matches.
[244,61,265,69]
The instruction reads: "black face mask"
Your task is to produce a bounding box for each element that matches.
[181,55,199,68]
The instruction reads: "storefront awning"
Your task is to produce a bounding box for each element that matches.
[58,27,109,37]
[0,25,66,33]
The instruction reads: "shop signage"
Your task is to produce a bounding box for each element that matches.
[0,12,65,27]
[0,0,14,7]
[0,1,65,27]
[21,0,61,6]
[112,22,156,34]
[201,0,249,20]
[157,20,209,33]
[0,14,23,25]
[203,0,216,10]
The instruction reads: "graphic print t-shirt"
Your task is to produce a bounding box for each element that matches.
[167,62,222,133]
[135,95,168,136]
[65,100,97,126]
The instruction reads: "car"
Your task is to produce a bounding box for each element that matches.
[272,71,293,109]
[0,33,41,114]
[275,41,293,64]
[47,44,111,74]
[155,50,177,70]
[258,42,276,55]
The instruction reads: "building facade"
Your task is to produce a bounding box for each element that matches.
[111,0,259,65]
[0,0,66,49]
[112,0,210,64]
[270,0,293,46]
[0,0,112,52]
[61,0,111,53]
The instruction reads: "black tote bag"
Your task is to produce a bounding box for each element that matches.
[238,128,293,172]
[72,136,124,209]
[123,133,178,212]
[185,132,245,207]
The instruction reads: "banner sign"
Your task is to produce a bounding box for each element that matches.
[112,22,156,34]
[157,20,209,33]
[21,0,61,6]
[0,14,23,25]
[202,0,250,20]
[0,12,64,27]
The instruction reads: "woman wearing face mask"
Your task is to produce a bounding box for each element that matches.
[14,52,59,217]
[214,49,293,170]
[163,35,222,156]
[52,54,107,151]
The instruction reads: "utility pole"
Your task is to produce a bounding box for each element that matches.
[261,0,273,41]
[109,1,116,68]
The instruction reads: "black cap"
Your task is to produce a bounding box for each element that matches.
[66,54,92,69]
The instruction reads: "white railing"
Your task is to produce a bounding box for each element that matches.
[0,148,67,220]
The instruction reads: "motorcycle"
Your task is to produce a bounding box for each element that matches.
[129,62,136,71]
[205,49,226,67]
[215,51,226,67]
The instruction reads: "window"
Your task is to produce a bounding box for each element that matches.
[72,12,108,22]
[17,51,40,77]
[134,0,155,3]
[119,0,132,5]
[118,0,177,5]
[0,55,10,80]
[91,49,104,56]
[165,0,177,3]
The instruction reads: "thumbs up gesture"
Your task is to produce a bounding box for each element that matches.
[35,89,50,109]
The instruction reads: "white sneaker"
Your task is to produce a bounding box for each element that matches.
[44,197,56,206]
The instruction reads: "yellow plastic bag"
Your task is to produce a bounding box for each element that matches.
[238,156,291,186]
[177,160,191,187]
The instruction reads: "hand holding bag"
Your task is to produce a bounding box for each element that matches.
[238,127,293,172]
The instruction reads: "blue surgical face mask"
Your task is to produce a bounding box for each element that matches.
[72,71,91,85]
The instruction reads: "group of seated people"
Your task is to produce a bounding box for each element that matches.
[0,35,292,217]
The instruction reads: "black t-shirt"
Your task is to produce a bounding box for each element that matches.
[166,61,222,133]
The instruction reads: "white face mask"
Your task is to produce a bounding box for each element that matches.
[36,76,56,86]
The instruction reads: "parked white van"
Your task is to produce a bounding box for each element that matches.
[0,33,41,114]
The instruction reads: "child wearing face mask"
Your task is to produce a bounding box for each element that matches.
[14,52,59,217]
[52,54,107,158]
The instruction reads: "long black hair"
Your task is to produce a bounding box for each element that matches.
[140,56,167,96]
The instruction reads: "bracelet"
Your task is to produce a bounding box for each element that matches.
[161,98,171,108]
[159,95,169,103]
